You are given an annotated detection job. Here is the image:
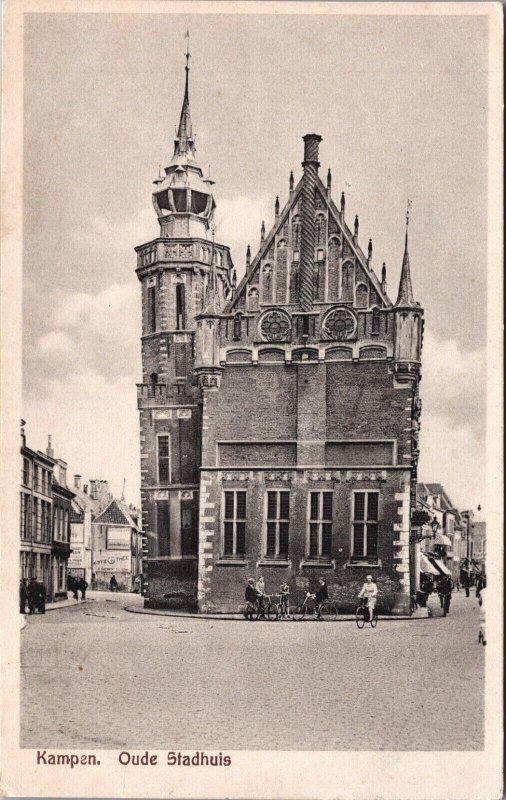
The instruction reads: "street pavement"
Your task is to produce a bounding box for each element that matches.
[20,590,484,751]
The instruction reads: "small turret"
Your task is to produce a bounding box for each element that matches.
[393,212,423,380]
[381,262,387,294]
[327,168,332,196]
[340,191,345,218]
[289,171,294,194]
[368,238,373,264]
[275,196,280,222]
[246,244,251,270]
[353,215,359,244]
[260,220,265,246]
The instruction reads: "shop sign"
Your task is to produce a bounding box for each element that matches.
[106,527,131,550]
[93,550,131,573]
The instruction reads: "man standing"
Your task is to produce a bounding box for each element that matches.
[314,578,329,618]
[79,577,88,601]
[35,581,46,614]
[358,574,378,622]
[27,577,37,615]
[255,575,266,619]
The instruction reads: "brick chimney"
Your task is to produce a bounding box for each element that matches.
[299,134,322,312]
[74,474,82,490]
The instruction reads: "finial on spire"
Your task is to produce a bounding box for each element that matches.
[395,208,416,307]
[381,262,387,291]
[246,244,251,269]
[327,168,332,195]
[368,238,373,261]
[174,31,194,157]
[260,220,265,245]
[289,171,294,193]
[275,196,280,221]
[354,214,359,242]
[340,191,345,216]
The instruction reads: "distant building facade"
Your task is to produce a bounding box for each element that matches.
[92,499,143,591]
[136,61,424,614]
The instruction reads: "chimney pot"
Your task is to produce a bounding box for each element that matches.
[302,133,322,168]
[74,474,82,489]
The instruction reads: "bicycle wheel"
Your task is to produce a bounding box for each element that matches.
[255,601,267,620]
[370,609,378,628]
[267,602,279,621]
[355,606,366,629]
[319,601,338,621]
[293,604,306,621]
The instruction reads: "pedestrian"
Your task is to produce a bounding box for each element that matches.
[462,570,470,598]
[69,575,78,601]
[478,586,486,645]
[110,574,118,592]
[35,581,46,614]
[79,577,88,601]
[27,577,37,615]
[19,579,27,614]
[358,574,378,622]
[438,574,452,615]
[476,572,485,599]
[255,575,266,619]
[244,578,257,620]
[313,578,328,618]
[279,581,291,618]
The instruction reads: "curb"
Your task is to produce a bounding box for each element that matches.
[123,605,422,622]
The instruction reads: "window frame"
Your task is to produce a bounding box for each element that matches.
[307,491,333,561]
[156,433,171,484]
[265,490,290,560]
[222,490,247,559]
[351,490,380,563]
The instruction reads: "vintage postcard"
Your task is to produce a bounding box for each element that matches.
[1,1,503,798]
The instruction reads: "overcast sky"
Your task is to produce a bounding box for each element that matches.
[22,10,488,513]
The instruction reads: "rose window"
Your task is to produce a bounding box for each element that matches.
[322,308,357,341]
[259,310,291,342]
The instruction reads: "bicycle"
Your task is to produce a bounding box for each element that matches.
[293,592,338,621]
[276,594,291,620]
[355,598,378,628]
[255,594,279,621]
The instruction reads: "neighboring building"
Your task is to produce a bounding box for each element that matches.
[47,438,74,600]
[92,498,143,591]
[20,425,74,601]
[20,423,54,597]
[473,521,486,573]
[136,58,424,614]
[69,475,95,584]
[418,483,460,584]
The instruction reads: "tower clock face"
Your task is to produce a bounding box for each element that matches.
[322,307,357,341]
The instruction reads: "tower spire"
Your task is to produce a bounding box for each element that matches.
[174,31,194,157]
[395,208,416,307]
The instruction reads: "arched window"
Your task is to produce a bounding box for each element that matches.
[315,214,325,246]
[150,372,158,385]
[262,266,273,303]
[277,238,287,249]
[176,284,185,330]
[372,307,380,333]
[356,283,369,309]
[247,287,259,312]
[292,215,301,247]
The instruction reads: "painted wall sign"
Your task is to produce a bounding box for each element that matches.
[93,550,131,573]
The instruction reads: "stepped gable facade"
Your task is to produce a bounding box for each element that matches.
[136,59,424,614]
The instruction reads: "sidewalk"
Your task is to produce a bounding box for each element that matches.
[124,604,420,622]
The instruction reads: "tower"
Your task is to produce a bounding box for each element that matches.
[136,51,234,607]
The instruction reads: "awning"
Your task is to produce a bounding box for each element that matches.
[420,553,439,575]
[430,556,451,576]
[434,532,452,547]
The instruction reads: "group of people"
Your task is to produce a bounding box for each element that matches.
[19,578,46,615]
[244,574,378,621]
[68,574,88,601]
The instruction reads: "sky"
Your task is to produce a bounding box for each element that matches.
[22,10,489,512]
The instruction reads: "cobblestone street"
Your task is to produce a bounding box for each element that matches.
[21,591,484,751]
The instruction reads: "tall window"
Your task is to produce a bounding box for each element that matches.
[233,313,242,340]
[147,285,156,332]
[308,492,333,559]
[223,491,246,557]
[157,435,171,483]
[156,499,170,556]
[352,491,379,561]
[372,307,380,333]
[23,459,30,487]
[176,284,185,330]
[33,465,39,493]
[266,491,289,558]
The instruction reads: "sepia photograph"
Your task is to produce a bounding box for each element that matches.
[1,2,503,798]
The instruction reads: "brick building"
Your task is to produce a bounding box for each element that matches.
[136,59,424,614]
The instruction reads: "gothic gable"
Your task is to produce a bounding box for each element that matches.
[227,175,391,312]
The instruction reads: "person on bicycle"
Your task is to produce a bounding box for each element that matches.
[358,575,378,622]
[279,582,290,617]
[244,578,257,619]
[256,575,267,619]
[313,578,328,618]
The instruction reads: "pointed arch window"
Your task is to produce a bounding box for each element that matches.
[247,287,259,312]
[262,265,273,303]
[356,283,369,309]
[233,313,242,341]
[292,215,301,247]
[315,214,325,246]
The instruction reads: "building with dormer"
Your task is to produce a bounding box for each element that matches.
[136,57,424,614]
